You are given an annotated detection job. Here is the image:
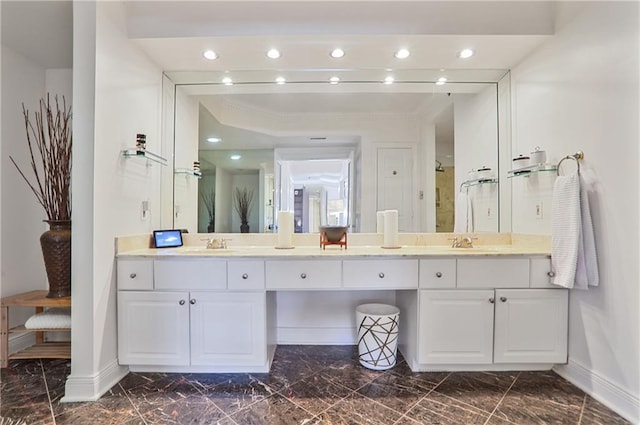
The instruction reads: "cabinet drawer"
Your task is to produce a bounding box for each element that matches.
[419,259,456,288]
[228,260,265,290]
[266,260,341,289]
[457,258,530,289]
[343,259,418,289]
[530,257,555,288]
[154,258,227,290]
[118,258,153,290]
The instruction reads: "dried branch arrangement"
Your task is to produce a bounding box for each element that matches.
[10,94,72,221]
[200,188,215,222]
[233,187,254,224]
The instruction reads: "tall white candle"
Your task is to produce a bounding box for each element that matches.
[277,211,294,248]
[376,211,385,234]
[383,210,399,248]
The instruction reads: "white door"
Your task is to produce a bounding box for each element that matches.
[118,291,190,366]
[419,290,495,364]
[494,289,568,364]
[190,291,266,366]
[377,148,413,231]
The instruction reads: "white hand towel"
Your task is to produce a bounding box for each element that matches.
[551,174,581,289]
[454,191,469,233]
[466,191,474,233]
[576,172,599,287]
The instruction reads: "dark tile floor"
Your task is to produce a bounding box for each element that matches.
[0,346,630,424]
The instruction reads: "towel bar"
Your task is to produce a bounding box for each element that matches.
[556,151,584,176]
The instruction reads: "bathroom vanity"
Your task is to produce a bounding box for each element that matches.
[115,233,567,373]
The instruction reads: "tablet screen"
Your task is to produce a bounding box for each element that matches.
[153,229,183,248]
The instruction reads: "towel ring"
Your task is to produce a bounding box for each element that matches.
[556,151,584,176]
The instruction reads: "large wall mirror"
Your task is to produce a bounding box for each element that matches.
[165,69,509,234]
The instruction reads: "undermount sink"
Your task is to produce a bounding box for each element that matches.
[171,247,235,254]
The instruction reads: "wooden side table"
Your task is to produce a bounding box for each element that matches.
[1,290,71,368]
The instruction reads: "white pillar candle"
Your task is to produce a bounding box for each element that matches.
[277,211,294,248]
[383,210,399,248]
[376,211,385,234]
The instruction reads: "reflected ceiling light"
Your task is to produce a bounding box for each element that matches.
[436,77,448,86]
[458,48,475,59]
[203,50,218,60]
[275,76,286,85]
[230,154,241,160]
[207,137,221,143]
[267,48,281,59]
[329,76,340,84]
[394,48,410,59]
[222,77,233,85]
[384,76,395,85]
[330,48,345,58]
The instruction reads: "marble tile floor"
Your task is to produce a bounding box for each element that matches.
[0,346,630,425]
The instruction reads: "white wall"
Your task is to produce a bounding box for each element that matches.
[511,3,639,422]
[1,46,48,328]
[66,1,164,401]
[214,167,232,233]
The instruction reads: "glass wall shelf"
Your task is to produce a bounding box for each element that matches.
[461,178,498,190]
[175,168,202,178]
[121,148,167,166]
[507,164,557,178]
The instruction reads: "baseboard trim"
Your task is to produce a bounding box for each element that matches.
[276,327,355,345]
[553,360,639,424]
[61,359,129,402]
[8,332,36,355]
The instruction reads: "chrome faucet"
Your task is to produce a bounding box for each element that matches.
[203,238,229,249]
[449,236,476,248]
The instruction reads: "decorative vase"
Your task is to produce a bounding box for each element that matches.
[240,223,250,233]
[207,220,215,233]
[40,220,71,298]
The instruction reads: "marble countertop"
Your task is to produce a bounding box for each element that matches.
[117,230,551,259]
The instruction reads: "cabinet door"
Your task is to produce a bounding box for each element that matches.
[494,289,568,364]
[190,292,266,366]
[419,290,494,364]
[118,291,190,366]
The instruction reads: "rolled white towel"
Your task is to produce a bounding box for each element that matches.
[25,307,71,329]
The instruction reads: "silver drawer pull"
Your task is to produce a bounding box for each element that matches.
[129,273,137,279]
[378,272,385,278]
[489,298,495,303]
[547,271,556,277]
[500,296,507,302]
[179,299,186,305]
[435,272,442,278]
[300,273,307,279]
[242,273,249,279]
[190,299,196,305]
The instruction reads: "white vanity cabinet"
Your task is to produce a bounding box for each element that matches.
[418,287,568,366]
[343,259,418,289]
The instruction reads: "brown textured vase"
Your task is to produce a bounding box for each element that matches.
[40,220,71,298]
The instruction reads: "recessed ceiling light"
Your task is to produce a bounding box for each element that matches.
[275,76,286,85]
[230,154,241,160]
[207,137,221,143]
[458,48,475,59]
[267,48,281,59]
[203,50,218,60]
[436,77,448,86]
[384,76,395,85]
[329,76,340,85]
[330,48,345,58]
[222,77,233,86]
[394,48,410,59]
